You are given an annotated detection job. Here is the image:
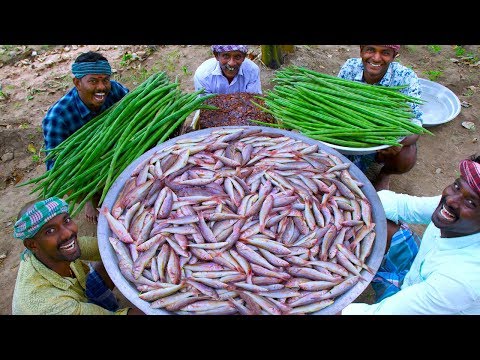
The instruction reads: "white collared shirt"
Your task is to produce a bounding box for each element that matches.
[343,190,480,315]
[194,58,262,95]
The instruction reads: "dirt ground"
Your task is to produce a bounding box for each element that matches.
[0,44,479,315]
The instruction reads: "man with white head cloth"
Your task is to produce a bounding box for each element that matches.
[194,45,262,96]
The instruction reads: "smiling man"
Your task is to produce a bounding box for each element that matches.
[42,51,129,223]
[11,196,143,315]
[342,155,480,315]
[338,45,423,191]
[194,45,262,96]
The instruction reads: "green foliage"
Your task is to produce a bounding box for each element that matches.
[454,45,466,57]
[164,50,181,72]
[423,69,443,81]
[466,52,479,63]
[427,45,442,53]
[116,67,153,88]
[0,84,10,100]
[120,53,133,67]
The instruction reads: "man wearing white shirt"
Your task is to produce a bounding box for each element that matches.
[343,154,480,314]
[194,45,262,96]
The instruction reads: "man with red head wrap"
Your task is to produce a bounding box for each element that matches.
[342,154,480,314]
[338,45,423,191]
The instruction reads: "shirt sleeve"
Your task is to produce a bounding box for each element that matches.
[342,271,478,315]
[244,60,262,94]
[194,72,212,95]
[35,290,130,314]
[43,109,67,170]
[44,295,130,315]
[337,58,357,79]
[245,76,262,94]
[377,190,440,225]
[399,70,423,126]
[110,81,129,100]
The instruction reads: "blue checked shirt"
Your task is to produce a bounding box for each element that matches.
[194,58,262,96]
[42,80,129,170]
[343,190,480,315]
[338,58,423,126]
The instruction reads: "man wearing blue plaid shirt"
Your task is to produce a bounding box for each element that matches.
[42,51,129,223]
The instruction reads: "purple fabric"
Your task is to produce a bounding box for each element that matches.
[211,45,248,54]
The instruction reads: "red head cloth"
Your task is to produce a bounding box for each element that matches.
[459,159,480,196]
[381,45,401,53]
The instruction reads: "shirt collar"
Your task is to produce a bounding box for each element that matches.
[437,231,480,251]
[29,254,88,290]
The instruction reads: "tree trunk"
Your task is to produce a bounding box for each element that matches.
[261,45,283,70]
[280,45,295,54]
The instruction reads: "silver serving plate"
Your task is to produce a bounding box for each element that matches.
[97,126,387,315]
[419,78,461,127]
[317,141,391,156]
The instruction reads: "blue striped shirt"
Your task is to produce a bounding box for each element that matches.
[42,80,129,170]
[338,58,423,126]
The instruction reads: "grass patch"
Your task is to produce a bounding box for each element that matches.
[454,45,466,57]
[423,69,443,81]
[427,45,442,53]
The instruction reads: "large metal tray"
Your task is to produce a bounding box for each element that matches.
[97,126,387,315]
[419,78,461,127]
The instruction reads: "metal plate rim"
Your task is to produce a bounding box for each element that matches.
[419,78,461,127]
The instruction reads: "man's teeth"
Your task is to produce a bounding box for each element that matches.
[440,205,455,220]
[369,63,381,67]
[60,239,75,250]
